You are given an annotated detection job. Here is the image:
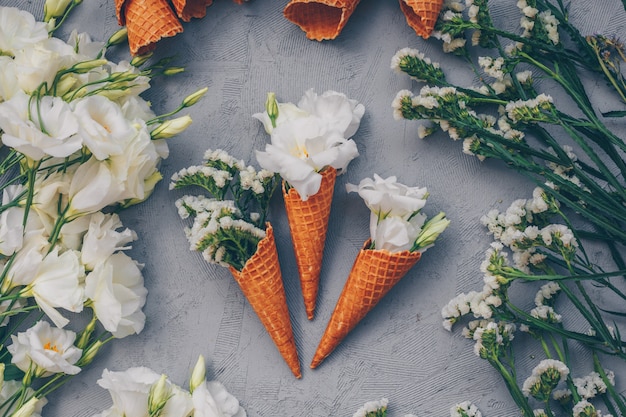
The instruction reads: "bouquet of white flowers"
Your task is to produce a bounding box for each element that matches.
[0,2,204,414]
[171,149,302,378]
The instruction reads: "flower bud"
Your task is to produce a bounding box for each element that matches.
[189,355,206,393]
[163,67,185,76]
[130,53,153,68]
[151,116,193,139]
[12,397,39,417]
[76,340,103,367]
[413,212,450,251]
[71,59,108,74]
[44,0,73,22]
[107,27,128,47]
[182,87,208,108]
[265,92,279,128]
[149,374,170,415]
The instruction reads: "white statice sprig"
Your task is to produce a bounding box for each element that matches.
[172,149,279,271]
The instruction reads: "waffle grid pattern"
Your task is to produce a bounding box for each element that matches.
[284,0,362,41]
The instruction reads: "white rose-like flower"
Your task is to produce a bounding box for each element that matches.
[373,213,426,252]
[253,101,308,134]
[67,157,124,216]
[297,88,365,138]
[72,95,136,160]
[85,252,147,338]
[0,185,26,256]
[7,320,82,377]
[0,380,47,417]
[192,380,246,417]
[20,247,85,328]
[346,174,428,219]
[256,116,358,200]
[81,212,137,271]
[0,7,48,54]
[0,91,82,160]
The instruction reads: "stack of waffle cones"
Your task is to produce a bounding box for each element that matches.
[399,0,444,39]
[283,0,443,41]
[229,224,302,378]
[114,0,245,56]
[283,0,362,41]
[283,167,337,320]
[311,240,421,368]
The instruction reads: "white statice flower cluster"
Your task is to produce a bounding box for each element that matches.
[451,400,482,417]
[93,356,246,417]
[573,370,615,400]
[346,174,449,253]
[522,359,570,401]
[505,94,555,124]
[465,319,516,358]
[254,89,364,201]
[478,56,506,80]
[173,149,278,271]
[352,398,388,417]
[572,400,613,417]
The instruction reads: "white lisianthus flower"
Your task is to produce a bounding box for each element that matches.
[4,233,49,290]
[13,37,75,94]
[0,185,25,256]
[253,101,308,134]
[373,214,425,252]
[20,248,85,328]
[192,380,246,417]
[97,367,193,417]
[0,7,48,54]
[85,252,147,338]
[0,91,82,160]
[297,89,365,138]
[0,56,20,100]
[256,117,358,200]
[346,174,428,219]
[72,95,136,160]
[7,320,82,377]
[80,212,137,271]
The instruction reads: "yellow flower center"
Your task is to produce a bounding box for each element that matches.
[44,341,60,353]
[291,144,309,159]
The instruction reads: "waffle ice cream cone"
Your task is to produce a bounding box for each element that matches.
[229,224,302,378]
[171,0,213,22]
[310,240,421,368]
[283,0,362,41]
[283,167,337,320]
[399,0,443,39]
[117,0,183,56]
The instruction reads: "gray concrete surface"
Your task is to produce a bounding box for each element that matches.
[5,0,626,416]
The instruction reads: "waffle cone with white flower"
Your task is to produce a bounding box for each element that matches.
[229,224,301,378]
[115,0,183,56]
[283,166,337,320]
[311,174,450,368]
[399,0,443,39]
[254,89,365,320]
[172,149,301,378]
[311,240,421,368]
[283,0,362,41]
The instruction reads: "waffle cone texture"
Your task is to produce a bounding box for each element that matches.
[310,240,421,368]
[171,0,213,22]
[283,0,362,41]
[283,167,337,320]
[115,0,183,56]
[399,0,443,39]
[228,224,301,378]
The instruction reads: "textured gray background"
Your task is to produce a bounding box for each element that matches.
[5,0,626,416]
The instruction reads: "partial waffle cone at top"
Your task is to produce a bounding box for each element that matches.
[116,0,183,56]
[283,0,362,41]
[283,167,337,320]
[229,224,301,378]
[310,240,421,368]
[399,0,443,39]
[170,0,213,22]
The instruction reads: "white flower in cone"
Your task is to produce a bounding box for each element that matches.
[297,88,365,138]
[256,116,358,200]
[253,101,307,134]
[7,320,82,377]
[373,213,426,252]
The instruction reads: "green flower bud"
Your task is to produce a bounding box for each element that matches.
[163,67,185,76]
[44,0,73,22]
[12,398,39,417]
[151,116,193,139]
[189,355,206,393]
[130,52,153,67]
[182,87,208,108]
[148,374,171,416]
[265,92,279,128]
[413,212,450,251]
[71,59,108,73]
[107,27,128,47]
